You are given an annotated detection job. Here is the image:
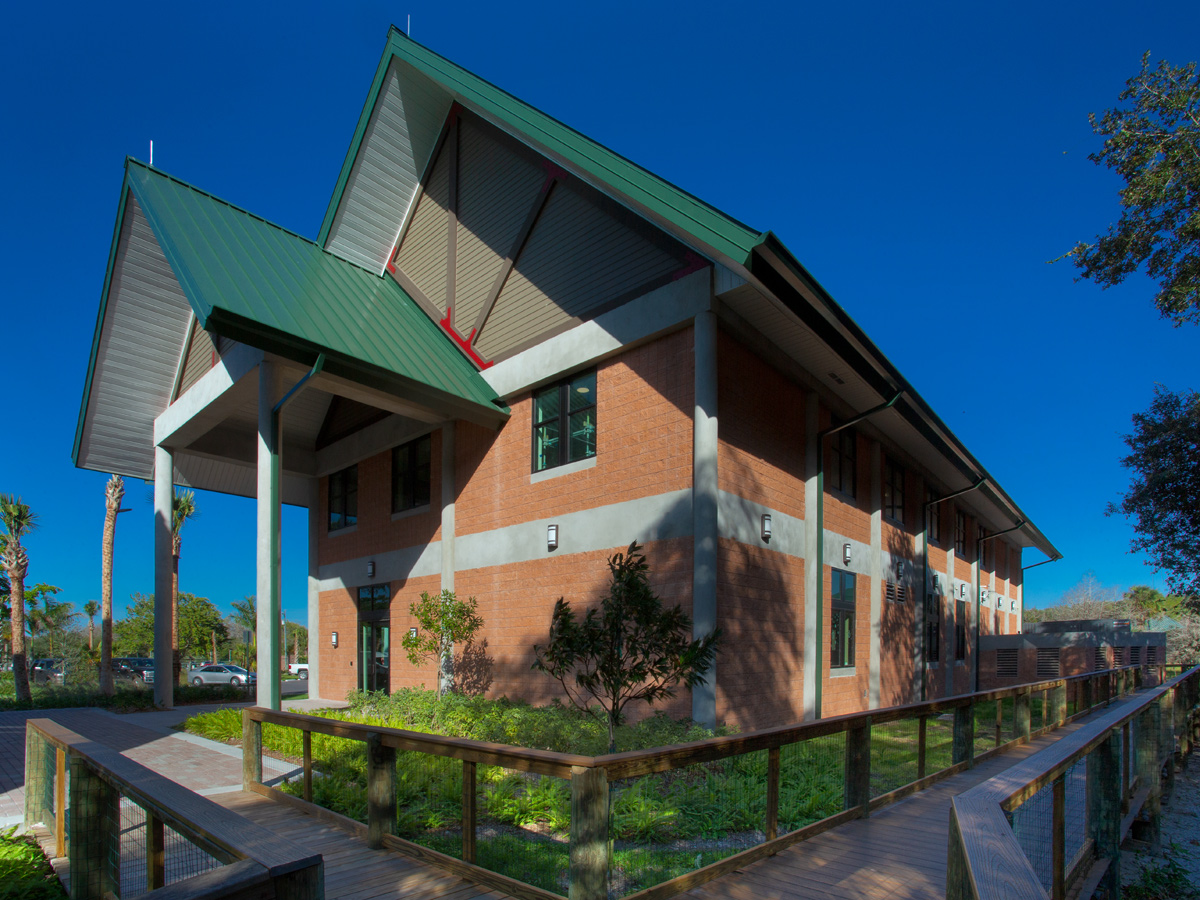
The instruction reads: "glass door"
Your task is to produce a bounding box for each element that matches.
[359,622,390,694]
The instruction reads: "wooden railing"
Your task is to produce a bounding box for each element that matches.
[243,664,1155,900]
[24,719,323,900]
[947,664,1200,900]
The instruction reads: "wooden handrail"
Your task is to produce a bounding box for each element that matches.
[25,719,323,900]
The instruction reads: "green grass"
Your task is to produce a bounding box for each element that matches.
[0,672,245,712]
[0,827,67,900]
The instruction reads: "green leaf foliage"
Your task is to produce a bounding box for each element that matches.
[532,542,721,752]
[400,590,483,698]
[114,592,230,659]
[1071,52,1200,325]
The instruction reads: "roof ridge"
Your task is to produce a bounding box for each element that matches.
[126,157,384,278]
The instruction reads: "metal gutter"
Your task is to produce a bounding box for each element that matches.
[815,391,903,719]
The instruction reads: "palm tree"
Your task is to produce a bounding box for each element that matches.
[231,595,256,670]
[83,600,99,652]
[171,491,198,685]
[1,495,38,702]
[28,587,73,655]
[100,475,124,695]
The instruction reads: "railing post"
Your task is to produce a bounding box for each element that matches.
[147,812,166,891]
[23,725,49,832]
[462,760,477,863]
[1052,775,1065,900]
[1088,731,1121,898]
[844,718,871,816]
[953,703,975,768]
[1121,723,1131,814]
[1135,702,1162,849]
[1161,689,1177,803]
[917,715,928,780]
[366,733,397,849]
[54,749,66,858]
[68,755,119,900]
[569,765,609,900]
[946,802,973,900]
[1014,688,1031,741]
[765,746,780,841]
[242,710,262,790]
[302,730,313,803]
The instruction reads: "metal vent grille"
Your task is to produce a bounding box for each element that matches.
[996,648,1019,679]
[1114,646,1127,667]
[1095,645,1107,670]
[885,581,908,603]
[1130,646,1141,665]
[1036,647,1061,680]
[1146,646,1157,664]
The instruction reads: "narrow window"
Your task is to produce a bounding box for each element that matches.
[831,569,856,669]
[828,428,857,497]
[979,526,989,567]
[533,370,597,472]
[883,459,905,524]
[328,465,358,532]
[955,598,968,661]
[955,510,967,556]
[926,594,941,663]
[926,488,942,544]
[392,433,433,513]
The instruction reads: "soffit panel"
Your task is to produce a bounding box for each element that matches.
[77,194,194,479]
[326,60,452,273]
[173,453,311,506]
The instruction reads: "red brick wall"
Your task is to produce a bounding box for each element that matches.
[456,329,694,537]
[880,579,915,707]
[715,539,805,729]
[716,333,806,519]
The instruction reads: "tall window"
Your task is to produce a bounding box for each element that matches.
[328,465,358,532]
[392,433,432,512]
[357,583,391,613]
[926,488,942,544]
[926,594,940,663]
[883,458,905,523]
[533,370,596,472]
[955,599,968,661]
[955,510,967,555]
[828,428,856,497]
[831,569,856,669]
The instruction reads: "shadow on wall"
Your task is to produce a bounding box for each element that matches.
[881,521,919,709]
[457,638,494,696]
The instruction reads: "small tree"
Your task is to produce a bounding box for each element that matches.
[401,590,483,698]
[533,542,722,753]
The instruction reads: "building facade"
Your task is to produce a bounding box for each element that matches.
[74,30,1058,728]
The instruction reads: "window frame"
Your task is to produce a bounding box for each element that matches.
[828,427,857,498]
[979,526,990,567]
[357,583,391,620]
[955,598,968,661]
[328,464,358,532]
[531,370,597,474]
[955,510,967,556]
[883,458,905,524]
[926,488,942,545]
[392,433,433,514]
[830,568,856,669]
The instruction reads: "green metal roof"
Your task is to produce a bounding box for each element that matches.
[319,28,765,266]
[123,159,503,414]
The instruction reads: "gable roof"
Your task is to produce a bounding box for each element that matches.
[74,159,504,473]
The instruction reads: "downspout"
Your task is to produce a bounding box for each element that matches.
[919,479,985,701]
[814,390,902,719]
[973,521,1024,692]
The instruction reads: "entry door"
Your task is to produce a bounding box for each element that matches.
[360,622,390,694]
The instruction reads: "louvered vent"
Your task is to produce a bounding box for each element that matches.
[1095,645,1107,670]
[996,648,1019,679]
[1146,646,1157,664]
[1036,647,1061,679]
[886,582,908,603]
[1130,646,1141,665]
[1113,646,1127,666]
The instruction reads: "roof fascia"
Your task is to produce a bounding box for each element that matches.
[750,233,1060,561]
[72,162,138,467]
[205,307,509,428]
[317,29,401,248]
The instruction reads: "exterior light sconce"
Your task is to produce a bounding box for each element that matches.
[366,560,376,579]
[930,574,940,592]
[409,627,418,639]
[330,632,338,648]
[959,584,967,598]
[547,524,558,551]
[843,543,852,565]
[981,589,989,604]
[761,514,772,543]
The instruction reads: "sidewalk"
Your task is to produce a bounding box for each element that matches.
[0,695,346,828]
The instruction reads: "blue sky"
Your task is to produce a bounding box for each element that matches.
[3,1,1198,626]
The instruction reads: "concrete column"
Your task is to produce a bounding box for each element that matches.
[970,540,979,692]
[441,422,456,593]
[802,392,820,721]
[945,539,956,698]
[914,501,928,701]
[306,477,320,700]
[868,442,882,709]
[692,309,718,729]
[256,360,282,710]
[153,446,174,709]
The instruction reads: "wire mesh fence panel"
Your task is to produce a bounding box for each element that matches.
[973,701,997,758]
[476,766,569,896]
[924,713,956,776]
[609,751,767,898]
[109,796,222,897]
[1064,758,1089,878]
[870,718,919,796]
[395,751,462,850]
[278,731,367,822]
[1011,780,1054,892]
[780,733,846,829]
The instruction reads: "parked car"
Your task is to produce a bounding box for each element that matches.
[111,657,155,684]
[288,663,308,679]
[32,659,65,685]
[191,664,256,687]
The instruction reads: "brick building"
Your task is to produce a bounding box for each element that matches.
[74,30,1058,728]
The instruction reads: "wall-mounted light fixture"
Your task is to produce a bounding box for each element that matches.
[981,588,989,604]
[761,514,772,543]
[959,584,967,598]
[366,560,375,579]
[930,574,940,591]
[843,543,852,565]
[331,631,339,648]
[409,627,418,639]
[547,524,558,551]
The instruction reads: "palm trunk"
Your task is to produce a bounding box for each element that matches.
[172,553,180,685]
[88,620,94,652]
[100,476,122,696]
[10,564,30,702]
